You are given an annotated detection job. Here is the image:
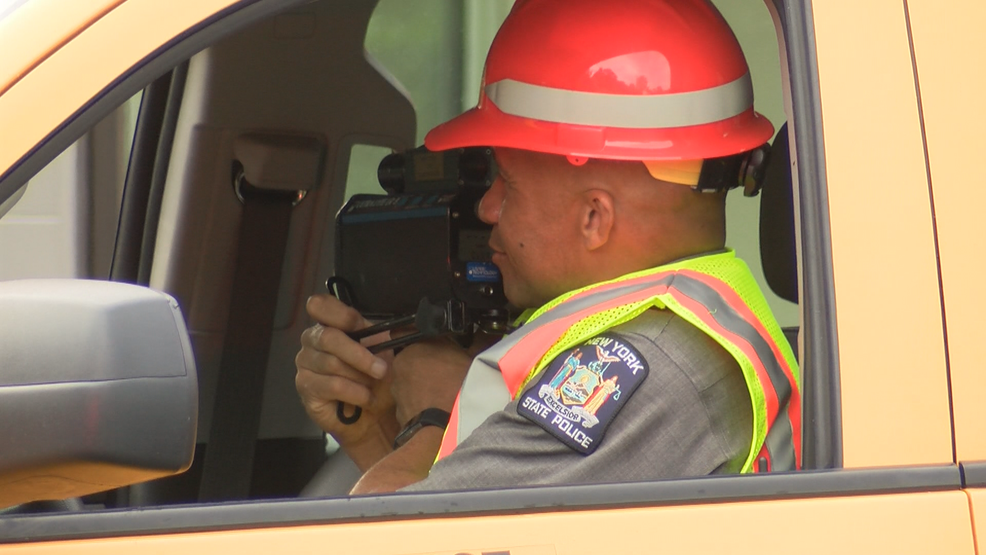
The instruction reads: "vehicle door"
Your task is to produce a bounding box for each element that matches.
[0,0,976,553]
[902,0,986,550]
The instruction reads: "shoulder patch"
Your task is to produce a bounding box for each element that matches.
[517,333,649,455]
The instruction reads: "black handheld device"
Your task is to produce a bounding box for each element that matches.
[329,146,511,425]
[330,146,511,346]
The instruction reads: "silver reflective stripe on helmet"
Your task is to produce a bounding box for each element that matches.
[485,73,753,129]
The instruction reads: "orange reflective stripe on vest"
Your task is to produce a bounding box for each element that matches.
[437,257,800,473]
[437,395,461,460]
[670,270,801,470]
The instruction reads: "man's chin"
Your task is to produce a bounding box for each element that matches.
[501,285,529,311]
[502,284,548,311]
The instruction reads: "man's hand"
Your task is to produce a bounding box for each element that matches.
[390,338,473,426]
[348,339,472,495]
[295,294,400,472]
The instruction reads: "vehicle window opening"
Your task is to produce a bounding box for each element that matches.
[321,0,817,489]
[0,0,848,517]
[344,144,392,201]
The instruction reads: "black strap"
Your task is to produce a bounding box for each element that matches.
[392,408,451,449]
[198,181,296,501]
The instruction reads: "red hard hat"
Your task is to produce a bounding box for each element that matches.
[425,0,774,163]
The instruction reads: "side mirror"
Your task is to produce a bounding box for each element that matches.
[0,280,197,509]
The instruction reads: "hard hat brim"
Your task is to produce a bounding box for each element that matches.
[425,102,775,161]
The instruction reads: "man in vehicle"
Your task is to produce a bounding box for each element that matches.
[295,0,800,494]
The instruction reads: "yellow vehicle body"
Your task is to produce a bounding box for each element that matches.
[0,0,984,552]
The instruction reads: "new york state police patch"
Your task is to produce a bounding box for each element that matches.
[517,333,649,455]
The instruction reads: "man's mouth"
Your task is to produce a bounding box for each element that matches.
[489,240,506,266]
[488,232,504,258]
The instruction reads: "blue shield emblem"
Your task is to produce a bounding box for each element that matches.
[517,333,649,454]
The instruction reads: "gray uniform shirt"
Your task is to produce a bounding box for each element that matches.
[402,308,753,491]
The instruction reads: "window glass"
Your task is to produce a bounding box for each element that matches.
[366,0,514,144]
[0,93,141,280]
[343,144,393,201]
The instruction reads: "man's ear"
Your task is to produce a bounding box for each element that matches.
[580,189,615,251]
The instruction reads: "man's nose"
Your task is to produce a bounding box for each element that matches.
[476,180,503,225]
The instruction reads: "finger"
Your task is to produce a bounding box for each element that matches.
[296,367,373,409]
[295,346,375,388]
[306,294,367,331]
[310,325,389,380]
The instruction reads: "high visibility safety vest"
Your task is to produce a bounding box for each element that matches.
[437,250,801,473]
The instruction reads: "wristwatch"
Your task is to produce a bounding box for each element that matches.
[392,408,451,449]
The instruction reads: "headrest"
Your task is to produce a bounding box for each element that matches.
[759,122,798,304]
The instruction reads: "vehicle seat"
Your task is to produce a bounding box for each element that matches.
[759,122,799,359]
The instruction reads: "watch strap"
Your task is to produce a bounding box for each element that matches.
[392,408,451,449]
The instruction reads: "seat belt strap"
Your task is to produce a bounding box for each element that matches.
[198,183,296,501]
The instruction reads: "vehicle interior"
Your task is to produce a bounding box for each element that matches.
[0,0,837,515]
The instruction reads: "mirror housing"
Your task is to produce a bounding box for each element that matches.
[0,280,198,509]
